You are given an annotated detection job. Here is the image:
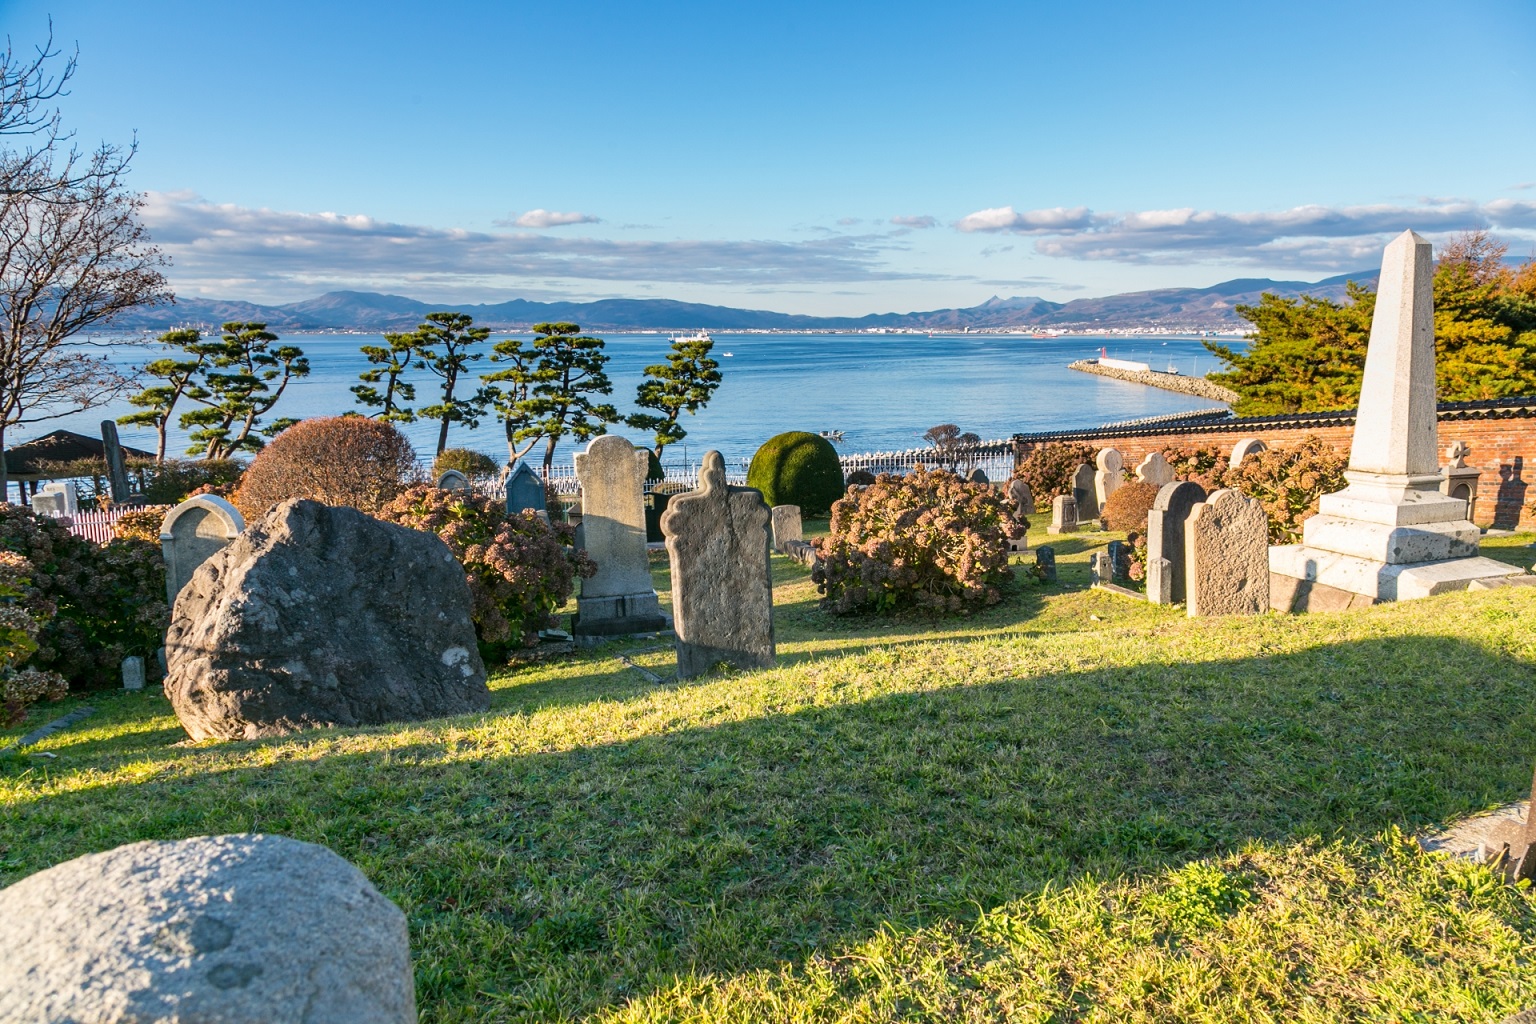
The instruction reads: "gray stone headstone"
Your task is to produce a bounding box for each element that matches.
[0,834,416,1023]
[572,435,668,638]
[121,656,145,691]
[660,450,775,679]
[39,481,78,516]
[1106,539,1130,580]
[1146,480,1207,605]
[770,504,803,553]
[1228,437,1268,468]
[1035,546,1056,583]
[1071,463,1098,519]
[435,469,470,492]
[101,420,130,504]
[1090,550,1113,586]
[966,467,989,485]
[1095,448,1123,508]
[29,492,64,516]
[1186,488,1269,617]
[505,461,547,515]
[1135,452,1175,488]
[1047,494,1078,535]
[160,495,245,607]
[1006,477,1033,518]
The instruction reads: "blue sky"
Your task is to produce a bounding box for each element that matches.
[3,0,1534,314]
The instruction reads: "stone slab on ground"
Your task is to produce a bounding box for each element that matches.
[1469,574,1536,591]
[1269,544,1524,604]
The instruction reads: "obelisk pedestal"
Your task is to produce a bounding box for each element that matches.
[1269,230,1521,610]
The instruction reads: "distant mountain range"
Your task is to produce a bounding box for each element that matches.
[110,271,1380,334]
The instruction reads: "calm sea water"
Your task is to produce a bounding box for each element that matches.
[43,332,1238,464]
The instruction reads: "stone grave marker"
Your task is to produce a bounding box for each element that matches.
[1007,477,1033,518]
[966,467,989,485]
[160,495,245,607]
[1047,494,1078,535]
[770,504,803,552]
[100,420,130,504]
[121,656,145,691]
[1095,448,1124,507]
[1071,463,1098,519]
[660,450,775,679]
[1440,440,1481,520]
[1228,437,1268,468]
[1185,488,1269,617]
[572,435,668,638]
[436,469,470,492]
[1135,452,1175,488]
[504,461,547,515]
[29,492,64,516]
[39,481,78,516]
[1107,539,1130,579]
[1035,546,1056,583]
[1090,550,1113,586]
[1145,480,1207,605]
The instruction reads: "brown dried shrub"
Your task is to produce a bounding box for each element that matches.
[1013,442,1096,512]
[1100,481,1161,533]
[232,417,419,519]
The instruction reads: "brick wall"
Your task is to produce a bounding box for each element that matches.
[1014,405,1536,530]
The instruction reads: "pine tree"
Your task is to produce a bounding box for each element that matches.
[482,322,619,475]
[628,334,722,458]
[413,312,491,454]
[118,328,210,461]
[351,331,419,422]
[178,322,309,458]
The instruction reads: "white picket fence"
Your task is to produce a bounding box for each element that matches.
[38,507,154,545]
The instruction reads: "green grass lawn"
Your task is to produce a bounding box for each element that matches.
[5,527,1536,1022]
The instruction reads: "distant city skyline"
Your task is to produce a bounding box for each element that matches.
[4,0,1534,315]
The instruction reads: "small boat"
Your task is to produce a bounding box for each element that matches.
[721,351,734,357]
[670,329,713,345]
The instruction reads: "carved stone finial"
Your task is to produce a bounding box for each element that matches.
[1445,440,1470,468]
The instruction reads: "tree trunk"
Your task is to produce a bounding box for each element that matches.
[437,415,450,455]
[542,434,558,477]
[155,420,167,462]
[0,425,8,505]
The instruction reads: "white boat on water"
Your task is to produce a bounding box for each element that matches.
[670,329,713,345]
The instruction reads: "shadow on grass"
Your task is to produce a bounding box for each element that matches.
[5,632,1535,1017]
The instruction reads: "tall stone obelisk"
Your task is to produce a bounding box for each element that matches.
[1269,230,1521,610]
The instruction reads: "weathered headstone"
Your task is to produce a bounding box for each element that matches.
[660,450,775,679]
[1071,463,1098,519]
[1135,452,1175,488]
[966,467,989,485]
[39,481,78,516]
[1145,480,1207,605]
[1047,494,1078,535]
[1106,539,1130,579]
[504,461,547,515]
[770,504,803,552]
[1228,437,1268,468]
[1094,448,1124,507]
[100,419,130,504]
[1090,550,1113,586]
[1035,545,1056,583]
[572,435,669,638]
[0,834,416,1023]
[436,469,470,492]
[1007,477,1033,518]
[160,495,245,607]
[29,492,64,516]
[1186,488,1269,617]
[1440,440,1481,521]
[121,656,145,691]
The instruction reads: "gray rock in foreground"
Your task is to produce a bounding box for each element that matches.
[0,833,416,1023]
[166,498,489,741]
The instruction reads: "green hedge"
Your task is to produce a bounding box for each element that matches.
[747,431,844,515]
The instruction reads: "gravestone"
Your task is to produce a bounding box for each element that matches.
[659,450,775,679]
[966,467,989,485]
[1047,494,1078,535]
[504,461,547,515]
[1106,539,1130,579]
[1440,440,1481,521]
[1007,477,1033,518]
[1145,480,1207,605]
[1071,463,1098,519]
[121,656,145,691]
[1035,546,1056,583]
[38,481,78,516]
[436,469,470,492]
[770,504,803,552]
[572,435,669,638]
[160,495,245,607]
[100,419,130,504]
[1229,437,1268,468]
[1090,550,1113,586]
[29,492,64,516]
[1135,452,1175,487]
[1186,488,1269,617]
[1094,448,1124,508]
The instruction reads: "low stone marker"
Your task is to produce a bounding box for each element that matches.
[1146,480,1207,605]
[966,467,989,485]
[572,435,668,638]
[1047,494,1078,535]
[1135,452,1175,487]
[1072,463,1098,519]
[29,492,64,516]
[505,461,548,515]
[38,481,78,516]
[1035,545,1056,583]
[660,450,775,679]
[1229,437,1268,468]
[0,834,416,1023]
[1106,539,1130,579]
[1186,488,1269,617]
[1007,477,1033,518]
[1090,550,1113,586]
[160,495,246,607]
[436,469,470,492]
[121,656,145,691]
[1440,440,1482,520]
[1095,448,1123,507]
[770,504,803,552]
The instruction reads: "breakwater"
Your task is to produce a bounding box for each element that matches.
[1069,359,1238,404]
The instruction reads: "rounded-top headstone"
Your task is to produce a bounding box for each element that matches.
[966,467,989,485]
[1095,447,1123,473]
[160,495,246,607]
[1228,437,1268,468]
[435,469,470,492]
[0,833,416,1023]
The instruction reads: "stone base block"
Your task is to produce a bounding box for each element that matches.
[1319,475,1471,526]
[1468,574,1536,591]
[1300,514,1480,564]
[572,591,671,638]
[1045,525,1076,535]
[1269,543,1524,605]
[1269,573,1377,613]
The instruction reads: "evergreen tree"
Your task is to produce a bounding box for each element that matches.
[118,328,210,461]
[178,321,309,458]
[628,333,722,458]
[413,312,491,454]
[482,322,619,476]
[351,331,419,422]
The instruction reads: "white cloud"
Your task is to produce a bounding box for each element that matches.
[890,214,937,229]
[955,199,1536,269]
[497,209,602,229]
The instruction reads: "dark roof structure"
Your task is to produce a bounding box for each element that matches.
[4,429,156,478]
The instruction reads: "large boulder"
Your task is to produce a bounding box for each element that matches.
[0,833,416,1023]
[166,498,490,740]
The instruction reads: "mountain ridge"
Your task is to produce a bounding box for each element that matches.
[110,270,1380,334]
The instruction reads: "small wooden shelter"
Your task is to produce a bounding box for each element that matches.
[3,429,156,505]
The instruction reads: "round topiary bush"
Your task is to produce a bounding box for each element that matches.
[1100,481,1161,533]
[432,448,500,482]
[233,417,419,519]
[746,431,844,515]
